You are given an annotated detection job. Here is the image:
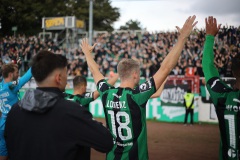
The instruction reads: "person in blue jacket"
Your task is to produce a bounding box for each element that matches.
[0,63,32,160]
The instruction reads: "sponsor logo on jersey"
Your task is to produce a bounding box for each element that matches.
[139,80,152,92]
[228,148,236,158]
[9,80,19,89]
[106,100,126,109]
[12,80,18,85]
[226,105,240,112]
[85,92,92,98]
[208,78,231,92]
[98,82,105,90]
[233,98,240,103]
[112,93,121,99]
[67,98,75,101]
[226,98,240,112]
[210,79,220,89]
[116,141,133,147]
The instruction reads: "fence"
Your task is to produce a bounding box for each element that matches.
[20,76,236,123]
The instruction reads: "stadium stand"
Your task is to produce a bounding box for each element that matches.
[0,25,239,79]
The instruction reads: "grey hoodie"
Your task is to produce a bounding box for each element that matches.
[19,89,59,113]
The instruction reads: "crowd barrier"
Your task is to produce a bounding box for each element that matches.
[19,77,222,123]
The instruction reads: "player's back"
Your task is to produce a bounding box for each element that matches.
[97,78,156,160]
[207,84,240,160]
[102,87,149,160]
[216,90,240,159]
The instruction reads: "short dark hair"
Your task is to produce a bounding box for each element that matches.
[231,54,240,78]
[31,50,68,82]
[73,76,87,88]
[2,63,18,78]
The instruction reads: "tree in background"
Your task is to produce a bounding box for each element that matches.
[0,0,120,35]
[119,19,142,30]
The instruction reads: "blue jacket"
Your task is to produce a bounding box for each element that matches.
[0,68,32,129]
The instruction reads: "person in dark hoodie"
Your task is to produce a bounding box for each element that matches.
[4,50,114,160]
[64,75,118,160]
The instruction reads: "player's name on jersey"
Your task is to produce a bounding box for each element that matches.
[0,92,10,98]
[226,105,240,112]
[106,100,126,109]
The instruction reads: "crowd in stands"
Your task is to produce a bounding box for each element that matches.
[0,25,239,79]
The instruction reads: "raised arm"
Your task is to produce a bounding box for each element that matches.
[92,73,119,100]
[202,16,221,82]
[18,68,32,86]
[12,67,32,92]
[107,73,119,86]
[80,39,104,84]
[153,15,198,90]
[150,78,167,98]
[201,17,232,105]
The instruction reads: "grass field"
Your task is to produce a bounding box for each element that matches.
[91,118,220,160]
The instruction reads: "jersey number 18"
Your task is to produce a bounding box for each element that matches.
[108,110,133,141]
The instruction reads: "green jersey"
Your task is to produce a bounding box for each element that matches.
[64,92,95,160]
[203,35,240,160]
[64,92,94,109]
[97,78,156,160]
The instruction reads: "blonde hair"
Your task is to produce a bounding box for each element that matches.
[117,58,140,80]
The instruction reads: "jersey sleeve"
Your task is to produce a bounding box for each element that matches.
[132,77,156,105]
[206,77,232,106]
[202,35,232,106]
[12,68,32,92]
[64,93,94,108]
[202,35,220,82]
[97,79,113,97]
[78,92,94,106]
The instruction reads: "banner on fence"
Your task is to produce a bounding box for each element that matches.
[20,78,198,122]
[160,84,188,107]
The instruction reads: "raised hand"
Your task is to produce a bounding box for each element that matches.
[89,42,97,53]
[176,15,198,40]
[205,16,221,36]
[80,38,97,54]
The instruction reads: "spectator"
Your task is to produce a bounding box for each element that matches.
[0,23,239,78]
[4,50,113,160]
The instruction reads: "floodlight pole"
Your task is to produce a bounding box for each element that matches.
[89,0,93,45]
[66,28,69,49]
